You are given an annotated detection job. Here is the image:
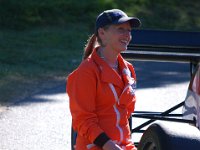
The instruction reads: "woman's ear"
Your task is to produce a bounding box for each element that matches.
[98,28,105,37]
[97,27,108,47]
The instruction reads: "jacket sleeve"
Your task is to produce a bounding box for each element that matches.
[66,67,105,143]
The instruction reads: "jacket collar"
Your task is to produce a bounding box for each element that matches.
[118,55,136,86]
[91,47,133,88]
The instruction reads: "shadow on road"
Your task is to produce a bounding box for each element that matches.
[11,82,66,106]
[11,61,191,106]
[132,61,190,89]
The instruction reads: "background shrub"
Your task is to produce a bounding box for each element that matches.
[0,0,199,31]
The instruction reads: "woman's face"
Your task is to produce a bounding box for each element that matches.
[99,22,132,53]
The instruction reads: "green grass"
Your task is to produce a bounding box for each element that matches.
[0,24,90,104]
[1,0,200,105]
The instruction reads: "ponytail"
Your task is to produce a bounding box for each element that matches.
[83,34,97,60]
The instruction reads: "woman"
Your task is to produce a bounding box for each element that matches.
[67,9,141,150]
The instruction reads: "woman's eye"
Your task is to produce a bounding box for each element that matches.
[117,28,131,34]
[118,28,125,33]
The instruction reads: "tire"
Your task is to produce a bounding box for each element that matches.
[137,123,165,150]
[138,122,200,150]
[71,127,77,150]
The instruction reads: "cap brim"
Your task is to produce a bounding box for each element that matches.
[116,17,141,28]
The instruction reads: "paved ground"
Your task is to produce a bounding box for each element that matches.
[0,61,191,150]
[0,84,71,150]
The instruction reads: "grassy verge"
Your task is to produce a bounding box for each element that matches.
[0,24,90,105]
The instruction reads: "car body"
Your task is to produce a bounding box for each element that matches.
[183,64,200,129]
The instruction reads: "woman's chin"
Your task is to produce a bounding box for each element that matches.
[120,46,128,51]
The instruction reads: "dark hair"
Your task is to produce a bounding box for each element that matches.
[83,34,97,60]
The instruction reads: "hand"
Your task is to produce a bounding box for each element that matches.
[102,140,123,150]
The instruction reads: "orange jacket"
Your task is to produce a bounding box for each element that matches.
[67,48,137,150]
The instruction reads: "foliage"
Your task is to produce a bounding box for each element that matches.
[0,25,89,103]
[131,0,200,31]
[0,0,200,104]
[0,0,109,29]
[0,0,200,31]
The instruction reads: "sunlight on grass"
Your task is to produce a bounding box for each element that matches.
[0,25,90,104]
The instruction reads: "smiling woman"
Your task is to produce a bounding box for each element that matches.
[67,9,141,150]
[100,23,132,51]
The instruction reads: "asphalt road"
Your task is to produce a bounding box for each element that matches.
[0,61,191,150]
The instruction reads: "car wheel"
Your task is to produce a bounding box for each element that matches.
[137,123,164,150]
[138,122,200,150]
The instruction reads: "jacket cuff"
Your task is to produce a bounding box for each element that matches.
[93,132,110,148]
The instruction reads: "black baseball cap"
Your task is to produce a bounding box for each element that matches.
[95,9,141,35]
